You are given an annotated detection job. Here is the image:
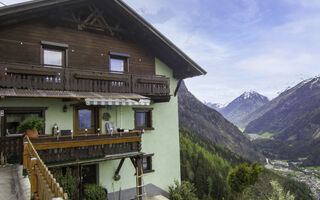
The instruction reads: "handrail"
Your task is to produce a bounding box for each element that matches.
[23,136,68,200]
[0,62,170,96]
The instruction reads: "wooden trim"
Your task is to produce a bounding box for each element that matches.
[41,41,69,48]
[74,72,129,82]
[109,51,130,57]
[138,78,168,85]
[6,66,59,76]
[32,135,141,150]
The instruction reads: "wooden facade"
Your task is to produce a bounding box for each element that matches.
[0,22,155,75]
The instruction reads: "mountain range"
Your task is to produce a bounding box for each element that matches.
[178,82,264,162]
[206,91,269,128]
[243,77,320,165]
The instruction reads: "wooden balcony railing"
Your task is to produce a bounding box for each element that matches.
[24,136,68,200]
[30,131,142,165]
[0,134,24,165]
[0,63,170,97]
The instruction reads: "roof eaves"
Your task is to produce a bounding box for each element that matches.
[113,0,207,77]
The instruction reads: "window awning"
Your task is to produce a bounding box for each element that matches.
[0,89,151,106]
[85,98,150,106]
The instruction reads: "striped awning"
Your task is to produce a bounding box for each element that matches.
[85,98,150,106]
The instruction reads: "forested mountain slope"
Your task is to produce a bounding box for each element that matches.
[178,82,264,162]
[180,127,315,200]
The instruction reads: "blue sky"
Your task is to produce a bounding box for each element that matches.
[2,0,320,104]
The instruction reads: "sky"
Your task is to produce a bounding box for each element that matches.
[2,0,320,104]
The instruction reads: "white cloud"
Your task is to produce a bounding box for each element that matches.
[283,0,320,7]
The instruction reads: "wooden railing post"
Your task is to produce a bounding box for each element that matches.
[29,157,38,200]
[23,141,28,169]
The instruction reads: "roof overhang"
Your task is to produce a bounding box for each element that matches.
[0,88,150,102]
[0,0,207,79]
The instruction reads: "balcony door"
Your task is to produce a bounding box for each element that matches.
[74,106,100,135]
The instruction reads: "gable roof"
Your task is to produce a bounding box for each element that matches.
[0,0,207,79]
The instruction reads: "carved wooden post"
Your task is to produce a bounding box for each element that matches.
[29,157,38,200]
[23,141,29,177]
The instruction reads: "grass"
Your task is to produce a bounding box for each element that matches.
[238,127,245,132]
[261,132,274,138]
[307,166,320,172]
[298,157,307,161]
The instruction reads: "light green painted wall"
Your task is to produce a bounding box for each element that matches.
[0,58,181,193]
[0,98,76,134]
[98,58,181,193]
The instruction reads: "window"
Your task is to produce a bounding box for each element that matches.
[142,154,154,173]
[43,49,63,66]
[110,58,125,72]
[0,107,46,136]
[41,41,68,67]
[133,108,153,130]
[109,51,130,73]
[74,106,100,135]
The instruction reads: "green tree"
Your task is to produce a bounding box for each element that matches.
[227,162,263,199]
[169,180,198,200]
[269,180,295,200]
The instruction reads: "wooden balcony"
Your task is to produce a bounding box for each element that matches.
[0,62,170,98]
[30,131,142,166]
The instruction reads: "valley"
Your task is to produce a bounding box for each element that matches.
[265,159,320,199]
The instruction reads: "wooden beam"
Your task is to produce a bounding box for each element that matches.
[130,157,137,168]
[114,158,125,180]
[32,136,141,150]
[174,79,183,97]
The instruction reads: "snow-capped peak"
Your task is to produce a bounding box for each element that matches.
[243,91,257,99]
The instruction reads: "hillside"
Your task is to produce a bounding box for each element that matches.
[180,127,315,200]
[178,82,264,162]
[220,91,269,127]
[245,77,320,134]
[244,77,320,164]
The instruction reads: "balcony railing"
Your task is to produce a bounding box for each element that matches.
[24,136,68,200]
[0,134,24,165]
[0,62,170,97]
[30,131,142,165]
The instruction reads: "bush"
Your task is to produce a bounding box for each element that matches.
[227,162,263,195]
[169,180,198,200]
[16,116,44,133]
[54,168,79,200]
[83,184,107,200]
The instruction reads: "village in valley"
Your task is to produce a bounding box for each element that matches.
[265,159,320,199]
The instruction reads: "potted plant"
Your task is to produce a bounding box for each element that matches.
[17,116,44,138]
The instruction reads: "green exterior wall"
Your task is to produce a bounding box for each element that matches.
[0,98,76,135]
[98,58,181,193]
[0,58,181,193]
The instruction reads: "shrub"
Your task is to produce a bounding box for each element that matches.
[227,162,263,196]
[54,168,79,200]
[16,116,44,133]
[83,184,107,200]
[169,180,198,200]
